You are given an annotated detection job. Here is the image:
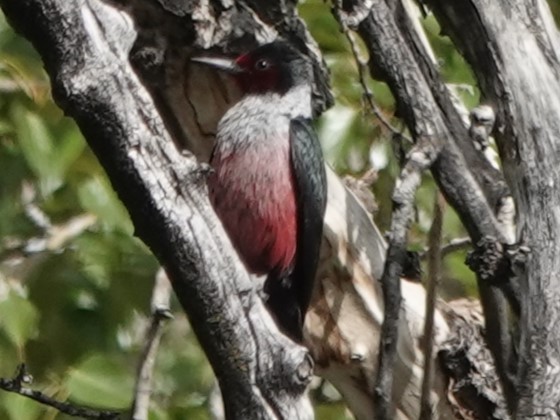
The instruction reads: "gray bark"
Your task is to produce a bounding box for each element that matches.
[439,299,510,419]
[338,0,560,417]
[3,0,548,418]
[0,1,315,418]
[425,1,560,417]
[338,0,519,414]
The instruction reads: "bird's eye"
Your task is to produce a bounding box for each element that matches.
[255,59,270,70]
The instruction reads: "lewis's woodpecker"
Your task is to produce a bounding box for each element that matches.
[192,41,328,341]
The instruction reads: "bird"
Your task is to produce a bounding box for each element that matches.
[191,41,328,342]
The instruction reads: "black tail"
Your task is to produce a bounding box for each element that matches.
[263,274,304,342]
[263,117,328,342]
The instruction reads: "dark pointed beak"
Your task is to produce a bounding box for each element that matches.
[190,56,243,74]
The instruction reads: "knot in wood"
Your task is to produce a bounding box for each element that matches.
[466,237,508,283]
[336,0,374,30]
[507,244,530,271]
[130,38,167,82]
[466,237,528,285]
[265,349,313,395]
[14,364,33,387]
[295,352,314,387]
[154,307,174,320]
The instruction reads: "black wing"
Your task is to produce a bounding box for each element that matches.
[264,117,327,341]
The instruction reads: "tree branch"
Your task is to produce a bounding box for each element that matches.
[420,192,444,420]
[332,0,412,143]
[424,1,560,414]
[0,1,313,418]
[338,0,520,410]
[0,365,119,419]
[374,140,441,419]
[131,268,173,420]
[438,299,510,419]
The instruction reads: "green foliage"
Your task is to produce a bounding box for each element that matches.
[0,292,39,350]
[67,354,134,408]
[549,0,560,25]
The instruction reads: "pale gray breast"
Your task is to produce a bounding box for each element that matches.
[215,85,312,153]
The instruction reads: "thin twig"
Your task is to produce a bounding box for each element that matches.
[332,1,413,144]
[131,268,173,420]
[0,213,97,261]
[375,142,439,419]
[21,182,52,231]
[419,192,445,420]
[208,381,225,420]
[419,237,471,260]
[332,2,443,417]
[0,364,119,419]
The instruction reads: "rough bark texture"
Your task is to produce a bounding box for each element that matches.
[338,0,520,413]
[438,299,510,420]
[425,1,560,417]
[0,1,315,418]
[2,0,539,418]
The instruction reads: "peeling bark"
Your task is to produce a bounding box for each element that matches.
[439,299,509,420]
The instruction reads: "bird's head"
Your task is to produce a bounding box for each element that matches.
[192,41,312,95]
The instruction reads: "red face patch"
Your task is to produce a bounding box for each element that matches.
[234,52,282,94]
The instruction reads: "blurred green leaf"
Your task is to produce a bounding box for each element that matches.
[0,119,13,135]
[443,251,478,298]
[548,0,560,25]
[148,405,170,420]
[52,125,86,177]
[66,354,133,408]
[314,402,353,420]
[0,391,42,420]
[299,1,345,52]
[10,101,61,193]
[0,292,39,349]
[77,176,132,232]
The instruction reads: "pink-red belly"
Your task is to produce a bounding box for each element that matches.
[208,149,297,276]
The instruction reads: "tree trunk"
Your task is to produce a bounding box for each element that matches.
[0,1,316,418]
[426,1,560,417]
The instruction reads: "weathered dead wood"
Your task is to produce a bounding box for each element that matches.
[0,0,512,419]
[438,299,509,420]
[425,0,560,417]
[420,193,444,420]
[307,169,454,420]
[1,1,314,418]
[337,0,521,413]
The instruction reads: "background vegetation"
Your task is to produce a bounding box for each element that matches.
[0,1,558,418]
